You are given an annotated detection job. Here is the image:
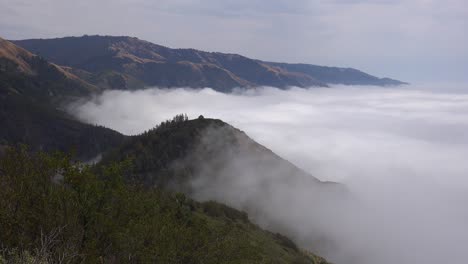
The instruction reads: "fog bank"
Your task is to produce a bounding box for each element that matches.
[70,84,468,264]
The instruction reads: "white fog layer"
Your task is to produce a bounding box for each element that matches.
[69,84,468,264]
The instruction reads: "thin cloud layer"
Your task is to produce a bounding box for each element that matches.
[1,0,467,81]
[70,85,468,264]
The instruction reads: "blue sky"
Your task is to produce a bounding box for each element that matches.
[1,0,467,83]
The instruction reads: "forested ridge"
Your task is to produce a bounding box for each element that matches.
[0,147,329,264]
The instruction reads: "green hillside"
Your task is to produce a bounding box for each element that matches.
[0,147,329,264]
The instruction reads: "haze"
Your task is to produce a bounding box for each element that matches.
[2,0,468,262]
[1,0,467,82]
[70,84,468,264]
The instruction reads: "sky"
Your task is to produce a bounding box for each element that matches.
[0,0,467,83]
[69,84,468,264]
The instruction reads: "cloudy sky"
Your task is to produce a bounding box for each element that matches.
[0,0,467,83]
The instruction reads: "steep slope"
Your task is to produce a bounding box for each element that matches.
[13,36,314,91]
[0,38,124,159]
[0,37,96,100]
[101,116,346,244]
[102,116,337,189]
[0,95,125,160]
[13,35,405,91]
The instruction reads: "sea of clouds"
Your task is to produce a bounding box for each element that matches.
[69,84,468,264]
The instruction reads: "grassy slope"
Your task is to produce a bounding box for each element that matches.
[12,36,326,91]
[13,35,407,91]
[0,37,97,100]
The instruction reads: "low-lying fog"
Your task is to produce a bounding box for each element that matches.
[70,84,468,264]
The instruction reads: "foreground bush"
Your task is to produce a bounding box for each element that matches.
[0,147,326,264]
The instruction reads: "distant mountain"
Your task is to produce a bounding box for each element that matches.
[265,61,406,86]
[13,35,406,91]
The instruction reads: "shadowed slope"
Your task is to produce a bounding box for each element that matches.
[0,38,123,159]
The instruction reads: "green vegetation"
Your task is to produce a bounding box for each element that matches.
[101,114,214,187]
[101,114,332,194]
[0,51,94,101]
[0,36,334,261]
[0,147,328,263]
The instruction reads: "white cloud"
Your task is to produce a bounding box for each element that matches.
[70,84,468,264]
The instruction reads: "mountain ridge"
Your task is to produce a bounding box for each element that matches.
[0,36,340,261]
[101,116,339,188]
[12,35,406,91]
